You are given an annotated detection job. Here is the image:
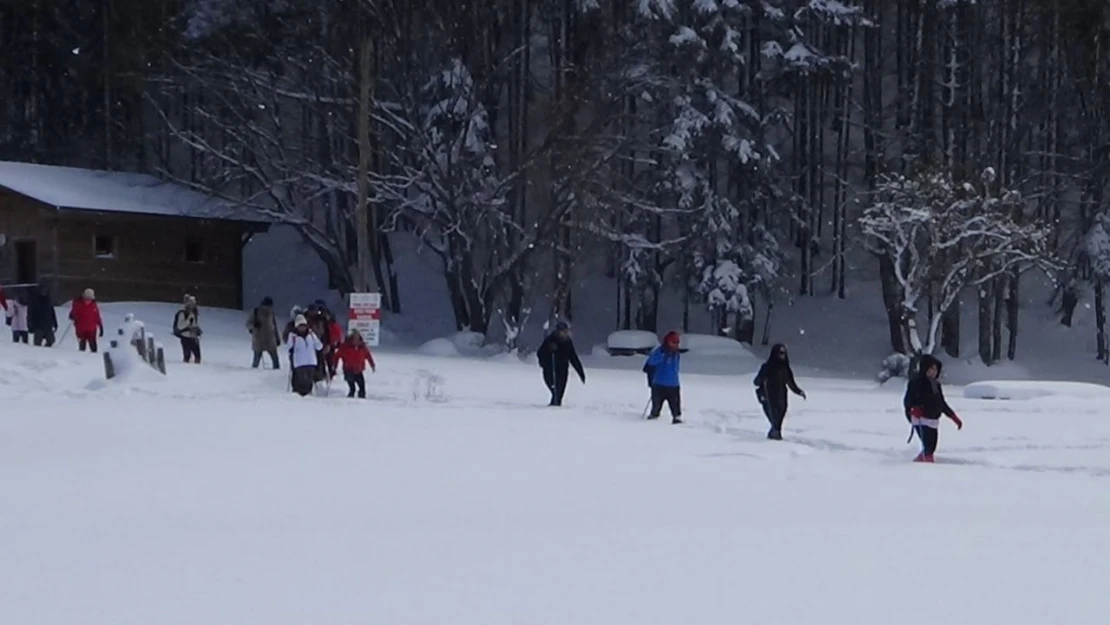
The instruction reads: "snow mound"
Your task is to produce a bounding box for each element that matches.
[417,337,461,358]
[606,330,657,355]
[680,334,757,360]
[963,380,1110,401]
[452,331,485,350]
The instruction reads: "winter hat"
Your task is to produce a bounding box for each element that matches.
[83,288,94,299]
[184,294,196,305]
[663,330,680,346]
[261,296,274,306]
[294,314,308,327]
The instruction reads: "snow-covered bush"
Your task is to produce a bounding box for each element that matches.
[877,353,912,384]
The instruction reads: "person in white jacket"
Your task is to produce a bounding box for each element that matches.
[286,314,323,396]
[5,294,28,343]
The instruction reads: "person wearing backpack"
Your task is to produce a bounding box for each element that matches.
[903,354,963,463]
[172,295,202,363]
[246,296,281,369]
[286,314,323,396]
[643,330,682,424]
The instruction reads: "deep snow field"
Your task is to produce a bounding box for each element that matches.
[3,302,1110,624]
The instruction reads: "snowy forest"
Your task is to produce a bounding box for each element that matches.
[2,0,1110,364]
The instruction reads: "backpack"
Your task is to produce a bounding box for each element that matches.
[172,310,183,337]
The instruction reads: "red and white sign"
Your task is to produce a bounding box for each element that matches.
[349,292,381,346]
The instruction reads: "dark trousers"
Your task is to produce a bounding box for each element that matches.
[543,367,568,405]
[180,337,201,363]
[12,331,28,344]
[79,338,98,353]
[917,425,939,456]
[253,349,280,369]
[345,371,366,398]
[762,401,787,433]
[33,329,54,347]
[292,366,315,396]
[650,385,681,418]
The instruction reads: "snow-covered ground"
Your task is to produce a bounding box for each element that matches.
[2,302,1109,624]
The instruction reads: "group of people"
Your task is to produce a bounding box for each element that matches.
[1,285,104,351]
[243,298,376,399]
[537,322,962,462]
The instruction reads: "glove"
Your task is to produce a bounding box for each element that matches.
[99,327,104,337]
[949,413,963,430]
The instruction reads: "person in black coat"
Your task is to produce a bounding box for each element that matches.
[536,321,585,406]
[903,354,962,462]
[754,343,806,440]
[27,284,57,347]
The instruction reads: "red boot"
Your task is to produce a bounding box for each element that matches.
[913,452,925,462]
[922,454,934,462]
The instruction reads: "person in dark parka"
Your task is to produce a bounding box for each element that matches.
[536,321,585,406]
[903,354,962,463]
[754,343,806,440]
[27,284,58,347]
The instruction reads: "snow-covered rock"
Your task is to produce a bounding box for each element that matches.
[417,337,461,358]
[963,380,1110,401]
[606,330,658,355]
[680,334,756,360]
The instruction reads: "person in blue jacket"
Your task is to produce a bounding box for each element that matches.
[643,330,682,424]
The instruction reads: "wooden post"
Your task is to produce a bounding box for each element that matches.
[156,346,165,374]
[356,37,375,292]
[147,337,156,364]
[103,352,115,379]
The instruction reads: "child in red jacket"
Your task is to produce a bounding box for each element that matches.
[69,288,104,352]
[335,329,376,398]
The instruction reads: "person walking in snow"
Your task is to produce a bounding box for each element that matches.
[754,343,806,440]
[27,283,57,347]
[173,295,202,363]
[287,314,323,397]
[247,296,281,369]
[643,330,683,423]
[6,292,28,343]
[69,288,104,352]
[536,321,586,406]
[903,354,962,463]
[335,329,376,398]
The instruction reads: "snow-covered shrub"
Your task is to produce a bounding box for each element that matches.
[877,353,912,384]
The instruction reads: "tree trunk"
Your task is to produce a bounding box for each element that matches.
[879,256,907,353]
[978,282,993,365]
[1096,279,1108,363]
[941,298,960,357]
[1006,270,1019,360]
[992,275,1005,363]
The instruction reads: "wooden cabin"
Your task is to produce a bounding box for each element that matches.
[0,161,268,308]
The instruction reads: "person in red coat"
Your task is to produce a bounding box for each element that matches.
[334,329,376,398]
[69,288,104,352]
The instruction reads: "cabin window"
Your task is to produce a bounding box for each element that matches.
[93,235,116,259]
[185,239,203,263]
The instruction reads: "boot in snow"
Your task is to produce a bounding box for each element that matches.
[647,413,660,420]
[672,417,683,424]
[768,429,782,440]
[913,452,934,463]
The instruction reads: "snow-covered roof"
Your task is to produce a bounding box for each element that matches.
[0,161,266,223]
